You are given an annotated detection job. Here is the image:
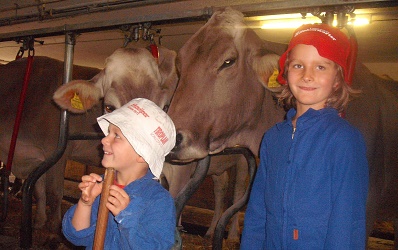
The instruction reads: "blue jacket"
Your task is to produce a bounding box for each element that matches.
[62,171,176,249]
[241,108,369,249]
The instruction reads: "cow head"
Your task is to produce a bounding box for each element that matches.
[53,46,178,113]
[167,8,286,162]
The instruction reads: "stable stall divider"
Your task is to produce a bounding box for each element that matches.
[174,156,211,223]
[20,32,76,249]
[1,40,35,222]
[173,147,257,250]
[212,147,257,250]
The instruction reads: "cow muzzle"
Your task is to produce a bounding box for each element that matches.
[167,130,209,162]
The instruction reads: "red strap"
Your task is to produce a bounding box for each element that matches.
[149,44,159,63]
[6,51,34,171]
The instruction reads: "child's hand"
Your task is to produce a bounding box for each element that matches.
[106,185,130,216]
[78,173,103,206]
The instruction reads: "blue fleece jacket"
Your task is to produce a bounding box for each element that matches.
[241,108,369,249]
[62,170,176,249]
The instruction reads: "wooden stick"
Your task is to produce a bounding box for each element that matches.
[93,167,115,250]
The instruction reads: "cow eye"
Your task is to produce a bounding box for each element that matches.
[219,58,236,71]
[104,104,116,113]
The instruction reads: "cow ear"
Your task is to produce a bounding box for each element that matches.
[252,53,283,93]
[157,46,178,92]
[53,79,102,113]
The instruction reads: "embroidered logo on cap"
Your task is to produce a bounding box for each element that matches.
[294,27,337,41]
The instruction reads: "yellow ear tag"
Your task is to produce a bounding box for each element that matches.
[71,92,84,110]
[268,68,281,88]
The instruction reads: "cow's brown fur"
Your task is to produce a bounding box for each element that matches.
[0,57,102,232]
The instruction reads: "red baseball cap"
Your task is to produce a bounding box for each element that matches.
[277,23,352,85]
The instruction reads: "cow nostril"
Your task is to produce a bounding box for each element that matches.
[175,133,183,147]
[162,104,169,113]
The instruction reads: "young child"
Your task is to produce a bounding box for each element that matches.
[241,24,369,249]
[62,98,177,249]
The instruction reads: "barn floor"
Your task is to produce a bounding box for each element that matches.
[0,161,394,249]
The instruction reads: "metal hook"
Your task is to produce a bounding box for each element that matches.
[16,48,24,59]
[28,48,35,57]
[336,11,347,29]
[143,22,152,40]
[121,22,160,47]
[15,36,35,59]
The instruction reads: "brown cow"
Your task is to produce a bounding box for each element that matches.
[0,56,102,232]
[167,7,398,246]
[54,46,249,242]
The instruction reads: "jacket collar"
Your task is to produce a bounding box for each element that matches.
[277,108,338,130]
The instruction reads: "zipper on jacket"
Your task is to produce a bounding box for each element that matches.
[292,127,296,139]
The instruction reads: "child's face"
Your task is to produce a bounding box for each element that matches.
[287,44,339,111]
[101,124,142,172]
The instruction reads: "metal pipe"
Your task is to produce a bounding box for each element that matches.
[1,1,396,42]
[174,155,210,222]
[0,162,9,222]
[173,147,256,249]
[0,0,180,26]
[1,46,35,222]
[63,32,76,84]
[19,31,76,249]
[19,111,69,248]
[325,11,335,26]
[212,147,257,250]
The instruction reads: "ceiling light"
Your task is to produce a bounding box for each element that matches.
[348,17,370,26]
[259,13,370,29]
[261,18,321,29]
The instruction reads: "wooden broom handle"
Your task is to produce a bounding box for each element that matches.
[93,167,115,250]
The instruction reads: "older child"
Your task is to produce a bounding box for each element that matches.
[62,98,176,249]
[241,24,369,249]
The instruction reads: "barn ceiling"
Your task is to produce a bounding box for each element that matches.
[0,0,397,78]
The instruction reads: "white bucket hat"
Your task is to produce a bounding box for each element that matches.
[97,98,176,178]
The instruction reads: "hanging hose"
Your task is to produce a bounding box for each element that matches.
[6,49,34,172]
[1,45,35,222]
